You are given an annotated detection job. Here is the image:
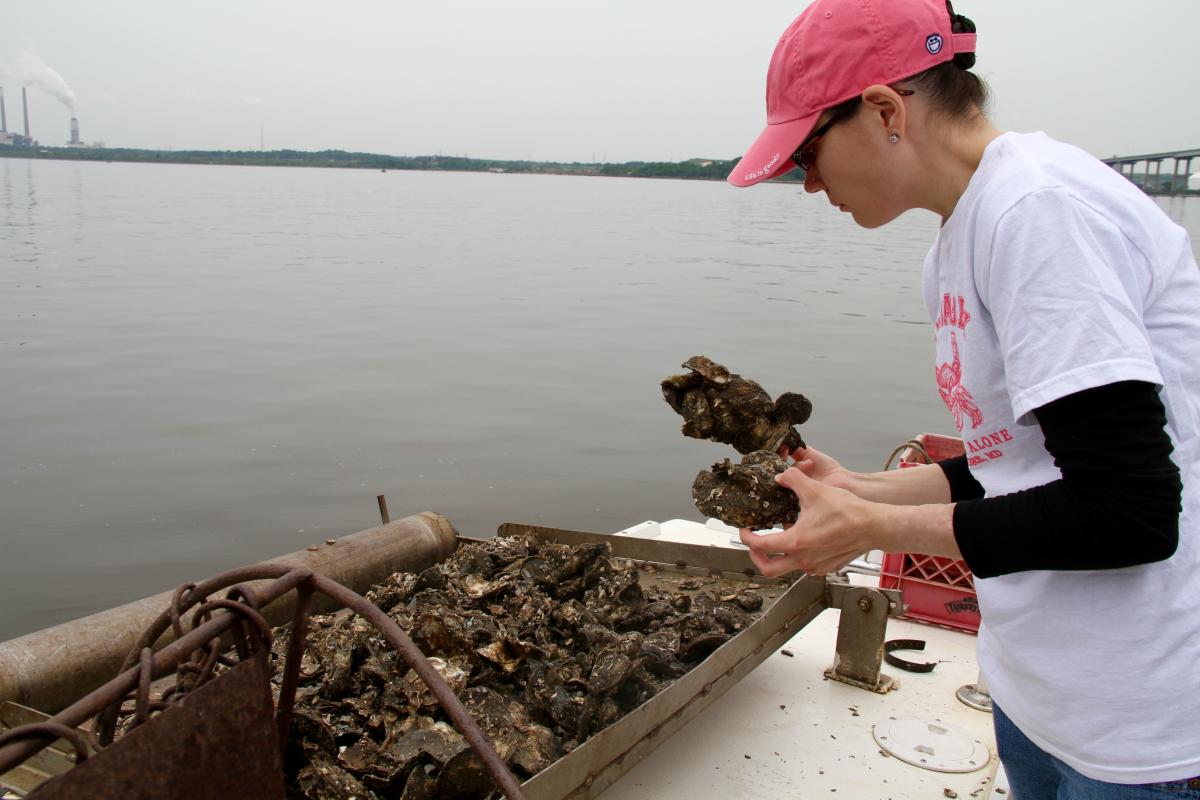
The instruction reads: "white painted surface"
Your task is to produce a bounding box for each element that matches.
[605,519,1000,800]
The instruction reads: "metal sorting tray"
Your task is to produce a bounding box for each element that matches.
[0,521,848,800]
[492,524,829,800]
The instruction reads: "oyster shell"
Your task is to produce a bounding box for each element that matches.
[295,757,372,800]
[435,749,495,800]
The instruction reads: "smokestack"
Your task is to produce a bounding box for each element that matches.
[22,87,30,139]
[69,116,80,145]
[0,88,6,133]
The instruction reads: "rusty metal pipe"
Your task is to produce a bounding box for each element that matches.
[0,511,458,714]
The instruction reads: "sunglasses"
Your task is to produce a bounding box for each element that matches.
[792,88,914,172]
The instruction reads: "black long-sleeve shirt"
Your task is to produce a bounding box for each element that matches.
[938,380,1182,578]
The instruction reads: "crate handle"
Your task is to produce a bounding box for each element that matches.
[883,439,931,471]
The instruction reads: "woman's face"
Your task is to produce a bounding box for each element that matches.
[801,107,907,229]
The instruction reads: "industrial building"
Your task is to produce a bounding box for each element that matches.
[0,86,103,148]
[0,87,36,146]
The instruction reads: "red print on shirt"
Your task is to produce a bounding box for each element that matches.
[935,330,984,432]
[935,293,971,331]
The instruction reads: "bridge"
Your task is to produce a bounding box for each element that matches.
[1102,148,1199,196]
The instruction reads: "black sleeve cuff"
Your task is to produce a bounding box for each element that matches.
[938,455,985,502]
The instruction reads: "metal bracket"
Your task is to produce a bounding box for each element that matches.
[823,581,902,694]
[824,575,905,616]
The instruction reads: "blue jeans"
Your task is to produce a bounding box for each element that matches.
[994,703,1200,799]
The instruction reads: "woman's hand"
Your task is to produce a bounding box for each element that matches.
[739,465,878,577]
[781,445,859,494]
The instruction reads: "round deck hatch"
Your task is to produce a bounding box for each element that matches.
[872,717,989,773]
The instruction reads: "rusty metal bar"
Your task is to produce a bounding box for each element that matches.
[377,493,391,524]
[0,511,458,714]
[273,580,313,761]
[0,722,90,766]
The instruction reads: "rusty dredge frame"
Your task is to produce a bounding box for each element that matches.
[0,563,527,799]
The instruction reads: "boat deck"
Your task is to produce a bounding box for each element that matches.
[603,519,1008,800]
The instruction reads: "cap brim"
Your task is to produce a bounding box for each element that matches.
[727,111,821,187]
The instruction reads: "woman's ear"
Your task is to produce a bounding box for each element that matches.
[860,85,907,140]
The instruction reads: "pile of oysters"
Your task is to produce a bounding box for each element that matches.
[278,534,767,799]
[661,356,812,530]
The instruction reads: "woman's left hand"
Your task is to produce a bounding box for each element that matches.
[738,465,878,577]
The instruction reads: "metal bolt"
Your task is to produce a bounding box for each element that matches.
[858,596,873,612]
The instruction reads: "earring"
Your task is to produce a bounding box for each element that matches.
[889,133,900,144]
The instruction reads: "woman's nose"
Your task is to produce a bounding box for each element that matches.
[803,164,825,193]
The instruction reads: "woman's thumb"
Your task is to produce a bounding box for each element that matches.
[775,464,814,494]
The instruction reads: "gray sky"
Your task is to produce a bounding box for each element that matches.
[2,1,1197,163]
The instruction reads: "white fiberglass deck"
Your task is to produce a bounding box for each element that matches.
[603,519,1008,800]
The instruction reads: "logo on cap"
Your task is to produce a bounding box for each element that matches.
[925,33,943,54]
[743,152,781,183]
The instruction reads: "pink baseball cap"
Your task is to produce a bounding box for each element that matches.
[728,0,977,187]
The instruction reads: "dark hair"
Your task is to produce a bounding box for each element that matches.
[906,2,989,122]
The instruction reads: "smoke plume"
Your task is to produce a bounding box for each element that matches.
[2,49,76,113]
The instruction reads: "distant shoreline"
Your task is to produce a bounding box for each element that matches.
[0,145,807,183]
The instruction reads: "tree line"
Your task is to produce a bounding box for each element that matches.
[0,146,805,182]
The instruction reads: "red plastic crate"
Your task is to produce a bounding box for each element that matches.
[879,433,980,633]
[897,432,965,465]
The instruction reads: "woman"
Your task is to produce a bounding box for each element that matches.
[728,0,1200,796]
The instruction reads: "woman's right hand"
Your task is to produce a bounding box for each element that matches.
[780,445,860,495]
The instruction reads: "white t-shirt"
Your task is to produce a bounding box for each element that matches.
[922,131,1200,783]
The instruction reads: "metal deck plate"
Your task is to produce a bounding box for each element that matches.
[956,683,994,712]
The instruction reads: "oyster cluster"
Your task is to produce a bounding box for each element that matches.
[662,356,811,530]
[661,356,811,455]
[692,451,799,530]
[278,535,766,799]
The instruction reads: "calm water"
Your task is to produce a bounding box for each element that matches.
[2,157,1197,640]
